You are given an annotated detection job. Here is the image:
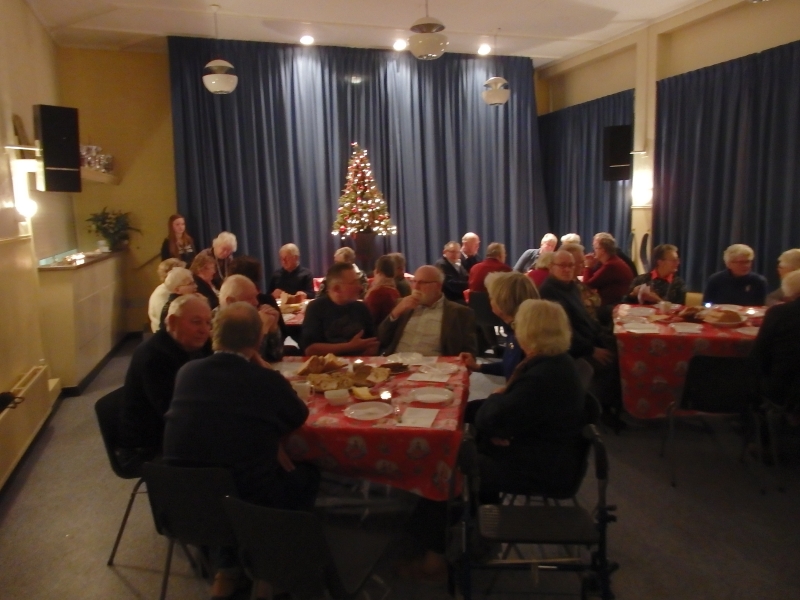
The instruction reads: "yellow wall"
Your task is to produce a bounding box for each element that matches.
[57,48,177,331]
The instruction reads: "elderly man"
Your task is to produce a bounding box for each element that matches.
[468,242,512,293]
[269,243,315,300]
[461,232,482,272]
[703,244,768,306]
[766,248,800,306]
[117,294,212,469]
[302,262,378,356]
[561,233,581,245]
[582,233,635,306]
[379,265,477,356]
[434,241,469,302]
[626,244,687,305]
[514,233,558,273]
[219,274,284,363]
[197,231,237,287]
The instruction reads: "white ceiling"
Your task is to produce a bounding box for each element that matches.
[26,0,717,67]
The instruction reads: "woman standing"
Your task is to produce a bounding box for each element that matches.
[160,214,196,265]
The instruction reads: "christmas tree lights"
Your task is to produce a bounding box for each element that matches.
[331,143,397,238]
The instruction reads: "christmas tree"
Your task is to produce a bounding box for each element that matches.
[332,143,397,238]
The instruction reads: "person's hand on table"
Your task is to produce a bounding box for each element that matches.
[258,304,280,333]
[630,285,662,304]
[250,353,273,370]
[459,352,479,371]
[295,291,308,302]
[271,288,285,299]
[277,443,295,472]
[493,385,507,394]
[490,437,511,447]
[592,347,614,366]
[347,330,380,355]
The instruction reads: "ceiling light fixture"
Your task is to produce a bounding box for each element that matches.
[478,43,491,56]
[300,35,315,45]
[408,0,448,60]
[202,5,238,94]
[393,39,408,51]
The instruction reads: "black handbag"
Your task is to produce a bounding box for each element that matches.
[0,392,23,412]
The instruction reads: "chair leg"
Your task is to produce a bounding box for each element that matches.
[766,409,786,492]
[107,477,145,566]
[159,538,175,600]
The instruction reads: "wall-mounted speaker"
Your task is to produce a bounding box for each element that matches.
[603,124,632,181]
[34,105,81,193]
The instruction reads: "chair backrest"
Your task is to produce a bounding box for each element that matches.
[583,424,610,507]
[94,387,139,479]
[574,358,594,393]
[680,355,759,413]
[142,463,238,548]
[223,496,337,598]
[468,291,505,329]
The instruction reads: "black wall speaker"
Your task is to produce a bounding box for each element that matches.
[603,124,633,181]
[34,104,81,193]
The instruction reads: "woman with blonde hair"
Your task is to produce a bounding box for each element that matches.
[190,253,219,310]
[160,214,196,265]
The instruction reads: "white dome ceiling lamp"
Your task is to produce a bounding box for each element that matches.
[408,0,448,60]
[203,4,238,94]
[482,77,510,106]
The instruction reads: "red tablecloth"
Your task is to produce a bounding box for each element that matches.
[279,356,467,500]
[614,305,759,419]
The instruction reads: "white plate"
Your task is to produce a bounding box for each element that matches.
[387,352,424,364]
[670,323,703,333]
[626,306,657,316]
[419,363,459,375]
[737,327,761,336]
[617,316,649,324]
[713,304,743,311]
[344,402,393,420]
[410,387,454,404]
[622,323,660,334]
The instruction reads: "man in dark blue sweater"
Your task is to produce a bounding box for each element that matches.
[703,244,767,306]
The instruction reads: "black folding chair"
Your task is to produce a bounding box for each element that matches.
[94,387,147,566]
[223,496,391,599]
[142,463,239,600]
[449,425,617,600]
[659,355,760,487]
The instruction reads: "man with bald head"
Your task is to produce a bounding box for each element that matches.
[220,274,284,363]
[378,265,477,356]
[461,232,482,273]
[514,233,558,273]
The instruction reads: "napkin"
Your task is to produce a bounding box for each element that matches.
[408,372,451,383]
[396,407,439,428]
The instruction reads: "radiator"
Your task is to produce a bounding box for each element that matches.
[1,365,54,490]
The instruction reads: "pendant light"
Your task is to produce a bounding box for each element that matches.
[408,0,448,60]
[203,5,238,94]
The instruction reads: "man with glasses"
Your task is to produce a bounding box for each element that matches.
[703,244,767,306]
[625,244,687,304]
[435,241,469,303]
[301,263,379,356]
[378,265,477,356]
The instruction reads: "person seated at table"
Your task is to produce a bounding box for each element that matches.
[388,252,412,297]
[514,233,557,273]
[461,232,482,273]
[434,241,469,303]
[526,251,555,288]
[160,214,196,265]
[159,267,198,330]
[561,232,581,246]
[364,255,400,326]
[316,246,368,299]
[540,250,622,427]
[189,252,219,310]
[197,231,237,287]
[269,243,315,301]
[468,242,512,293]
[625,243,687,305]
[148,258,185,333]
[163,302,319,599]
[560,243,605,324]
[752,270,800,417]
[765,248,800,306]
[219,274,283,364]
[703,244,768,306]
[118,294,212,470]
[379,265,477,356]
[582,233,635,306]
[302,262,378,356]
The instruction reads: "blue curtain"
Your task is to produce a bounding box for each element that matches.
[168,37,548,277]
[653,40,800,291]
[538,90,633,248]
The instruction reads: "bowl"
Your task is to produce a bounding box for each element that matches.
[324,389,350,406]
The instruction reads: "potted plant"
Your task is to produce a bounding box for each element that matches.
[86,207,140,251]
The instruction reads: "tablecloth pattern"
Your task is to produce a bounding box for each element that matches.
[614,306,758,419]
[279,356,467,500]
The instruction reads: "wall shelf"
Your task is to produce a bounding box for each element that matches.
[80,167,119,185]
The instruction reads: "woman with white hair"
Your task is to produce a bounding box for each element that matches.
[316,246,367,298]
[197,231,237,287]
[703,244,768,306]
[158,267,198,329]
[148,258,186,333]
[765,248,800,306]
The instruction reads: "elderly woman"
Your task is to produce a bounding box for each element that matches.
[626,243,687,305]
[475,299,587,498]
[765,248,800,306]
[364,255,399,326]
[158,267,198,330]
[703,244,768,306]
[190,253,219,310]
[460,271,539,380]
[582,233,634,305]
[197,231,237,287]
[526,251,555,288]
[561,243,604,323]
[148,258,185,333]
[160,214,196,265]
[316,246,368,298]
